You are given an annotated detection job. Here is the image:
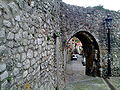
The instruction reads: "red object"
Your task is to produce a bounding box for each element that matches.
[77,42,82,46]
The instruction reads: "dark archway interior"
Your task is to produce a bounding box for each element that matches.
[72,31,100,76]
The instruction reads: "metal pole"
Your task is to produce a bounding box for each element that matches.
[107,27,111,77]
[105,15,112,77]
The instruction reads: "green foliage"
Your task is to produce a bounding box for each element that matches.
[54,32,61,37]
[93,5,106,10]
[47,36,51,41]
[47,32,61,41]
[117,10,120,13]
[72,37,80,43]
[93,5,103,9]
[6,76,12,82]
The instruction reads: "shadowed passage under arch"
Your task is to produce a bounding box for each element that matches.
[71,31,101,76]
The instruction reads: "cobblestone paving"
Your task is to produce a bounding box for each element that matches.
[63,55,110,90]
[108,77,120,90]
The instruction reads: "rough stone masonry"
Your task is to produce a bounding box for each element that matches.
[0,0,62,90]
[0,0,120,90]
[60,3,120,77]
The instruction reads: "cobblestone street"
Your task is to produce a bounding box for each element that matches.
[63,55,110,90]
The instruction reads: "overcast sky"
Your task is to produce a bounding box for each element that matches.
[62,0,120,11]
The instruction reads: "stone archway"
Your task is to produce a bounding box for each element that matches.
[65,31,100,77]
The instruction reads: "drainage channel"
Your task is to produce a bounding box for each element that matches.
[103,78,116,90]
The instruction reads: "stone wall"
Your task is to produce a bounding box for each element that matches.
[0,0,62,90]
[60,3,120,76]
[0,0,120,90]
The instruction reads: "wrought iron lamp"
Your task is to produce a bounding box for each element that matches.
[105,15,113,77]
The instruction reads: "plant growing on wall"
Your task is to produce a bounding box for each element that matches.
[54,32,61,37]
[6,76,12,83]
[47,32,61,41]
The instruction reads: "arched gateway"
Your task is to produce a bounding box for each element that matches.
[64,31,101,76]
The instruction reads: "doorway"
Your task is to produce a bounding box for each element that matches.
[65,31,100,77]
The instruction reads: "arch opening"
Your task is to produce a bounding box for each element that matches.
[65,31,100,77]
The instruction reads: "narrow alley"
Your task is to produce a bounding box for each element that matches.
[63,55,111,90]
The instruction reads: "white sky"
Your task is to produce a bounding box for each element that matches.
[62,0,120,11]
